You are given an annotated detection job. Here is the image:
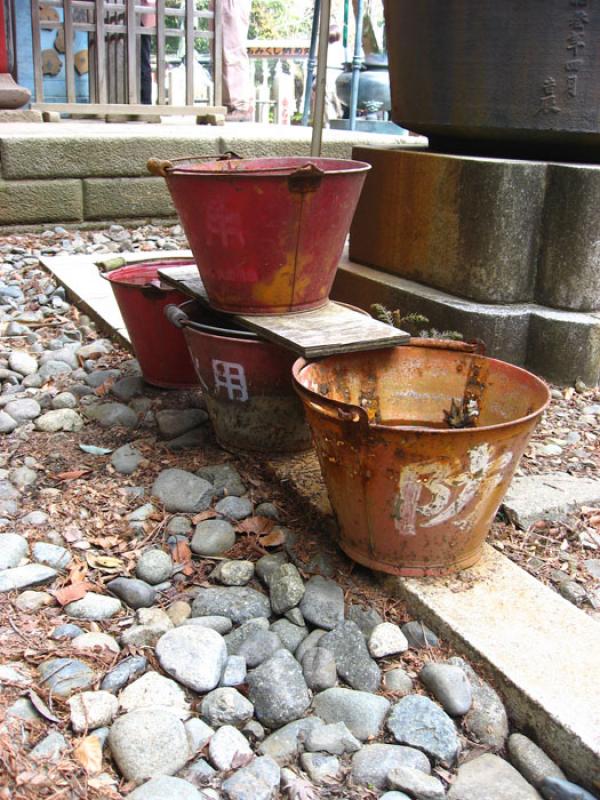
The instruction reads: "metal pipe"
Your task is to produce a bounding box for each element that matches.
[301,0,321,126]
[310,0,331,157]
[348,0,364,132]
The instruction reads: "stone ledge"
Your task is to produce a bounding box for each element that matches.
[83,177,175,220]
[0,178,83,224]
[332,258,600,386]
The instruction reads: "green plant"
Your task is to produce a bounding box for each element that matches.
[370,304,463,341]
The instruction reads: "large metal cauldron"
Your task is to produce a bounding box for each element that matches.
[384,0,600,157]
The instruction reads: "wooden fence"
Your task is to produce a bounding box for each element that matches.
[30,0,222,108]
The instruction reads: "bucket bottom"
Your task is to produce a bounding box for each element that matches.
[143,377,199,390]
[205,395,313,454]
[339,540,485,577]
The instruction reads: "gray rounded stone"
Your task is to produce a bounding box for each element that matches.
[52,392,77,410]
[270,618,308,653]
[215,495,253,520]
[209,725,253,771]
[65,592,122,620]
[368,622,409,658]
[10,466,37,489]
[85,369,121,388]
[540,777,598,800]
[220,654,247,687]
[111,443,144,475]
[156,408,208,439]
[347,603,384,639]
[84,402,138,429]
[402,621,440,649]
[304,721,361,755]
[32,541,71,570]
[225,618,270,655]
[108,708,190,784]
[300,752,341,784]
[183,615,233,635]
[212,559,255,586]
[302,647,337,691]
[319,620,381,692]
[0,411,17,433]
[299,575,344,630]
[197,463,246,498]
[0,532,28,570]
[51,623,83,640]
[384,668,414,696]
[101,655,148,693]
[420,662,473,716]
[237,629,284,668]
[296,629,327,663]
[156,626,227,692]
[136,549,173,585]
[247,649,311,729]
[380,794,412,800]
[129,776,204,800]
[201,687,254,727]
[258,717,323,764]
[387,694,460,765]
[5,398,41,422]
[221,754,281,800]
[192,587,271,624]
[0,563,57,592]
[152,468,214,514]
[9,351,38,376]
[508,734,566,788]
[166,515,192,535]
[35,408,83,432]
[312,688,390,742]
[38,361,72,381]
[448,754,542,800]
[107,577,156,609]
[447,657,508,750]
[269,563,305,615]
[388,766,446,799]
[351,743,431,789]
[191,518,236,556]
[38,658,96,698]
[256,551,289,586]
[255,501,280,519]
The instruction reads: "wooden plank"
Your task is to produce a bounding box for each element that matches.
[156,0,166,104]
[213,0,223,106]
[185,0,195,105]
[63,0,76,103]
[31,0,44,102]
[126,0,137,102]
[32,102,227,115]
[95,0,107,103]
[157,266,410,357]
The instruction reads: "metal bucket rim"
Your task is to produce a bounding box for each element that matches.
[101,258,195,291]
[292,348,551,434]
[166,156,372,177]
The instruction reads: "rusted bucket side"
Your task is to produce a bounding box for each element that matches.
[293,346,550,576]
[104,260,198,389]
[176,302,312,453]
[152,156,370,315]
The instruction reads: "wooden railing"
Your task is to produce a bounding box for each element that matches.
[30,0,222,108]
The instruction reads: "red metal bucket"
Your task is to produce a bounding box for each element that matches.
[104,260,199,389]
[293,343,550,576]
[148,154,371,315]
[166,301,312,453]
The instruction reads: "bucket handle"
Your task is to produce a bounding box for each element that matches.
[164,304,258,340]
[292,358,370,432]
[147,151,242,177]
[408,337,486,355]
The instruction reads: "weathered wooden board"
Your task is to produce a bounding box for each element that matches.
[158,265,410,357]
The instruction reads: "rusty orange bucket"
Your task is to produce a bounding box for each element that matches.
[292,343,550,576]
[148,153,370,315]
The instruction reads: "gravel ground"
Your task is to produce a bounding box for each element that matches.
[0,223,597,800]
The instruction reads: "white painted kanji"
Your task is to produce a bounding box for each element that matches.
[212,359,248,402]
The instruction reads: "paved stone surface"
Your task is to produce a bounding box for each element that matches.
[502,473,600,529]
[448,753,542,799]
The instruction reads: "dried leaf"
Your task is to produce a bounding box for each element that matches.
[86,553,124,572]
[73,735,103,775]
[26,690,59,723]
[258,528,286,547]
[230,750,254,769]
[94,380,116,397]
[192,509,218,524]
[283,774,320,800]
[236,516,275,536]
[63,525,84,543]
[68,560,89,582]
[171,540,194,576]
[52,581,93,606]
[54,469,92,482]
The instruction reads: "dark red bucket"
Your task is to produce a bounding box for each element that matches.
[103,260,198,389]
[148,154,371,315]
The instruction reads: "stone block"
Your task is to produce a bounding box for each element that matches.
[0,178,82,224]
[83,177,175,220]
[332,258,532,366]
[349,146,546,304]
[526,308,600,387]
[0,109,42,123]
[0,127,225,179]
[537,163,600,312]
[502,473,600,530]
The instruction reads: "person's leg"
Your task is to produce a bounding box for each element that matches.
[221,0,252,117]
[140,34,152,104]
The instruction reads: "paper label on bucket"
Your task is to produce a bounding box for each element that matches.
[392,443,514,536]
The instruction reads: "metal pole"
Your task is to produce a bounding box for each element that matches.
[343,0,349,63]
[348,0,364,131]
[310,0,331,156]
[301,0,320,126]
